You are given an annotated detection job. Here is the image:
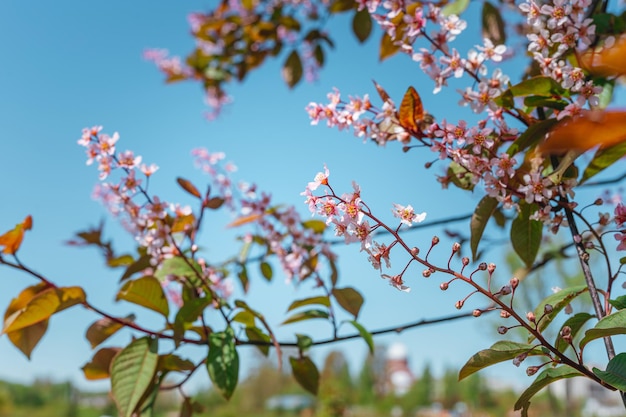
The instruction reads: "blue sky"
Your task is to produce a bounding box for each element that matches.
[0,1,623,394]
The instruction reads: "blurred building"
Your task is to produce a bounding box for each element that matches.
[384,343,415,396]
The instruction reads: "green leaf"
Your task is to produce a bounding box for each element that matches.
[159,354,195,372]
[523,96,568,110]
[459,341,544,380]
[593,353,626,391]
[111,337,159,417]
[514,366,583,415]
[245,327,271,356]
[609,295,626,310]
[510,202,542,268]
[86,314,136,349]
[329,259,339,287]
[509,76,565,97]
[302,219,326,234]
[580,141,626,184]
[379,32,400,61]
[173,297,211,345]
[529,285,588,342]
[554,312,594,353]
[442,0,470,16]
[470,196,499,261]
[117,276,170,318]
[313,44,324,67]
[296,333,313,352]
[108,254,135,268]
[347,320,374,354]
[237,264,249,293]
[232,310,256,327]
[352,8,372,43]
[287,296,331,312]
[282,50,303,88]
[120,254,152,282]
[507,119,559,156]
[332,287,364,318]
[447,161,475,191]
[154,257,202,283]
[207,328,239,400]
[580,309,626,350]
[290,356,319,395]
[260,261,273,281]
[482,1,506,45]
[282,309,329,325]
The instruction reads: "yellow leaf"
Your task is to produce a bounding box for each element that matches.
[6,320,49,359]
[82,347,122,380]
[580,36,626,77]
[0,215,33,254]
[540,110,626,153]
[398,86,424,133]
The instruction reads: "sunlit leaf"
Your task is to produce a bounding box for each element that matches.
[514,366,582,415]
[481,2,506,46]
[510,202,542,268]
[352,8,372,43]
[398,86,424,133]
[580,141,626,184]
[154,257,202,283]
[227,213,264,228]
[287,296,331,312]
[509,76,565,97]
[302,219,326,233]
[282,50,303,88]
[290,356,319,395]
[86,314,136,349]
[442,0,470,16]
[539,110,626,154]
[176,177,202,198]
[245,327,271,356]
[0,215,33,254]
[529,285,588,342]
[82,347,121,380]
[120,254,152,282]
[332,287,364,318]
[159,353,195,372]
[580,309,626,349]
[459,341,544,380]
[111,337,158,417]
[347,320,374,354]
[593,353,626,391]
[580,36,626,77]
[282,309,329,325]
[117,276,170,318]
[232,310,256,327]
[207,328,239,400]
[470,196,498,261]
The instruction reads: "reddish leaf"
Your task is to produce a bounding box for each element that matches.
[176,177,202,198]
[540,110,626,153]
[581,36,626,77]
[86,314,135,349]
[227,213,264,228]
[372,80,391,103]
[398,86,424,133]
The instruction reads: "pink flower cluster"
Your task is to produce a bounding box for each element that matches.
[519,0,601,117]
[303,165,426,291]
[193,148,336,283]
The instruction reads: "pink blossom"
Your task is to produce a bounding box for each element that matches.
[392,204,427,226]
[615,233,626,251]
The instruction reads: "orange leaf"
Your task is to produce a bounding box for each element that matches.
[0,215,33,254]
[580,36,626,77]
[227,213,264,228]
[540,110,626,153]
[398,86,424,133]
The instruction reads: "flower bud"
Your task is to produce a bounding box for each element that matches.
[513,353,527,367]
[526,366,539,376]
[424,161,432,168]
[461,257,470,266]
[477,262,487,270]
[594,198,603,206]
[473,309,482,317]
[526,312,536,322]
[497,326,508,335]
[411,247,420,256]
[452,242,461,253]
[500,310,511,319]
[431,236,440,245]
[500,285,512,295]
[440,282,449,291]
[510,277,519,289]
[544,304,554,314]
[455,300,464,310]
[487,263,496,274]
[423,269,432,278]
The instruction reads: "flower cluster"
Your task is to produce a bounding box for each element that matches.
[519,0,602,116]
[302,165,426,291]
[193,149,336,283]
